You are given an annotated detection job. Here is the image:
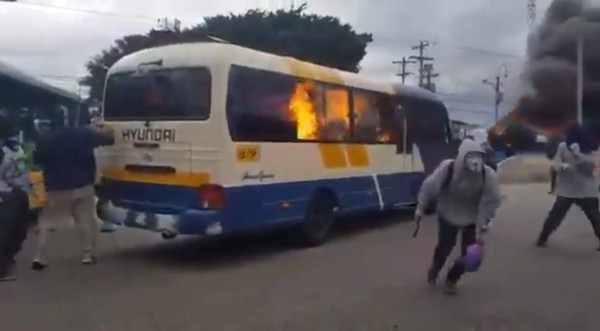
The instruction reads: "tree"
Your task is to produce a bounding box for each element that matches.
[82,6,373,101]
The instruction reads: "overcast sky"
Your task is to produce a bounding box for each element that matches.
[0,0,557,125]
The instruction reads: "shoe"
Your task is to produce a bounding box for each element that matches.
[100,223,118,233]
[31,260,49,271]
[536,237,547,248]
[443,282,458,296]
[427,269,437,287]
[82,254,97,265]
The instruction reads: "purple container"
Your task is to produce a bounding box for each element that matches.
[461,243,484,272]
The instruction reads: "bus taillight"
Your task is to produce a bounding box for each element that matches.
[198,184,226,210]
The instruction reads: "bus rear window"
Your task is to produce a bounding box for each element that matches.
[104,67,211,121]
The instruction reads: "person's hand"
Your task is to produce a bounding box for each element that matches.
[412,209,423,238]
[476,228,486,245]
[570,143,581,154]
[414,208,423,222]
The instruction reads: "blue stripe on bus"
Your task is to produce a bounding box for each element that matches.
[99,172,425,235]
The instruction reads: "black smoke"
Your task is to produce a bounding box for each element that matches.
[517,0,600,133]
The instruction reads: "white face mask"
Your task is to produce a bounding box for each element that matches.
[465,153,484,173]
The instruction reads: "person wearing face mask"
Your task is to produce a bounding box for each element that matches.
[415,139,502,295]
[0,130,35,281]
[537,123,600,251]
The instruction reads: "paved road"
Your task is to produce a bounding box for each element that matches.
[1,183,599,331]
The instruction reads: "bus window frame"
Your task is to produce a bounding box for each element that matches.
[104,66,212,122]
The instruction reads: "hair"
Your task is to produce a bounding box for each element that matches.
[565,123,597,154]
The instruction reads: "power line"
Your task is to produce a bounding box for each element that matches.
[373,37,523,59]
[11,1,171,22]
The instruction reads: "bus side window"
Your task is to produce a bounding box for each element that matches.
[352,91,402,147]
[227,65,299,142]
[322,85,351,142]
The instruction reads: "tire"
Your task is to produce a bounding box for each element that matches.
[298,192,336,247]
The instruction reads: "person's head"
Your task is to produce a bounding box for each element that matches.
[565,122,596,153]
[455,138,486,175]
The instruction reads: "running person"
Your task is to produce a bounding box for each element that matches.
[537,124,600,250]
[415,139,502,295]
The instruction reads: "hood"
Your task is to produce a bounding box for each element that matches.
[454,139,485,173]
[469,128,488,146]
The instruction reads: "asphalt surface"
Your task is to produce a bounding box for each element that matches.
[1,183,599,331]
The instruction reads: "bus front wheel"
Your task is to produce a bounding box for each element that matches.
[298,192,336,247]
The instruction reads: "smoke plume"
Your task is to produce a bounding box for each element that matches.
[517,0,600,132]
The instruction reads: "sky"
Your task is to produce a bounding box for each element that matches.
[0,0,557,126]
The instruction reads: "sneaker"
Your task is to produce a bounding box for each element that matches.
[82,254,97,265]
[443,282,458,296]
[100,223,118,233]
[31,260,49,271]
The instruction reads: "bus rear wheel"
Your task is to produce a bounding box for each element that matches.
[298,192,336,247]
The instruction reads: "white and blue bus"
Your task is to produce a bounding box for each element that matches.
[96,43,451,246]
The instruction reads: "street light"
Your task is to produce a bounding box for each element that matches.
[482,64,509,123]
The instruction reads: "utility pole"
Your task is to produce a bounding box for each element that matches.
[410,41,434,88]
[527,0,537,29]
[392,57,416,84]
[483,65,509,123]
[423,63,440,92]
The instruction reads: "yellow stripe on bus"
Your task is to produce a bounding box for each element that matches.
[319,144,348,169]
[102,167,210,187]
[345,145,370,167]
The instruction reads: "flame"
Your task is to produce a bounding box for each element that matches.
[289,82,318,140]
[324,89,350,140]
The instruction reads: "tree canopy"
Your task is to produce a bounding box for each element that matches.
[83,6,373,101]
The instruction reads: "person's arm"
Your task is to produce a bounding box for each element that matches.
[570,146,596,176]
[552,143,566,172]
[32,139,46,168]
[86,127,115,148]
[416,160,453,215]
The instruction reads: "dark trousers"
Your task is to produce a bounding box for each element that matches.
[539,197,600,242]
[429,217,477,284]
[0,189,32,275]
[549,168,557,192]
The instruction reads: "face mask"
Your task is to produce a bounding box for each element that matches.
[465,153,484,173]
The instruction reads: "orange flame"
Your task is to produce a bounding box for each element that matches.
[289,82,318,140]
[324,89,350,140]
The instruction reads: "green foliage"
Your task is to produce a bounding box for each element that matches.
[83,6,372,101]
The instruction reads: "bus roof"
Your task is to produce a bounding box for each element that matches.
[391,83,443,104]
[109,42,438,100]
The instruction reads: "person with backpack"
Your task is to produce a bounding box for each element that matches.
[536,124,600,251]
[414,138,502,295]
[0,132,34,282]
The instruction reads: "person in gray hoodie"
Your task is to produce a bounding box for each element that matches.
[415,138,502,295]
[536,124,600,250]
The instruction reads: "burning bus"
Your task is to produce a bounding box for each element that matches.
[95,42,451,246]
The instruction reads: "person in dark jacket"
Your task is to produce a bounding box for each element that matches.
[31,110,115,270]
[537,124,600,251]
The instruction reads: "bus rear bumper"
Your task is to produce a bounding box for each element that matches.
[97,200,223,236]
